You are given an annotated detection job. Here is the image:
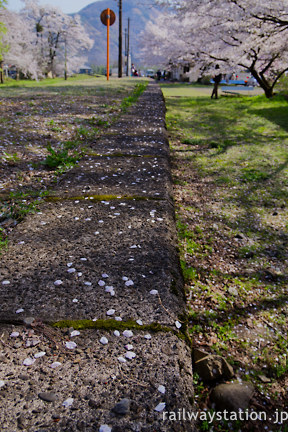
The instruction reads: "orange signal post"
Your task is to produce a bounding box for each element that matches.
[106,8,110,81]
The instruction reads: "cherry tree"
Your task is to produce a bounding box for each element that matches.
[1,8,39,79]
[21,0,93,78]
[0,0,7,83]
[143,0,288,97]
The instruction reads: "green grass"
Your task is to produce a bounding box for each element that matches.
[162,82,288,425]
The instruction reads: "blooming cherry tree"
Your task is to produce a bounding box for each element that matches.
[143,0,288,97]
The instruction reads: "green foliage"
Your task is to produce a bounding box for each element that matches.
[181,260,198,281]
[0,227,8,252]
[1,190,48,222]
[240,168,269,182]
[42,144,79,169]
[121,82,148,111]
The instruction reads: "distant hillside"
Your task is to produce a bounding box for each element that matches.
[77,0,160,68]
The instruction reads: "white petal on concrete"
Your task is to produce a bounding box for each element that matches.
[70,330,80,337]
[65,341,77,350]
[63,398,74,408]
[50,362,62,369]
[158,385,166,394]
[175,321,182,329]
[23,358,36,366]
[154,402,166,412]
[16,309,24,314]
[54,280,63,286]
[106,309,115,316]
[117,357,127,363]
[114,330,120,337]
[100,337,108,345]
[123,330,133,338]
[34,352,46,358]
[10,331,20,338]
[99,425,112,432]
[150,289,158,295]
[125,351,136,360]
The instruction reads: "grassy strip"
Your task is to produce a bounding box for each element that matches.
[162,82,288,430]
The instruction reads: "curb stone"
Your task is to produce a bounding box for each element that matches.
[0,83,195,431]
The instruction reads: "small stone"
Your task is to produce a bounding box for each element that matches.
[195,355,234,382]
[112,398,131,415]
[38,392,57,403]
[258,375,271,383]
[211,382,254,412]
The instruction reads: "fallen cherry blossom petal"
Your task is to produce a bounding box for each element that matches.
[63,398,74,408]
[34,352,46,359]
[102,273,109,278]
[115,316,122,321]
[100,337,108,345]
[70,330,80,337]
[23,358,36,366]
[98,280,105,287]
[65,341,77,350]
[2,280,10,285]
[158,385,166,394]
[114,330,120,337]
[144,334,152,340]
[154,402,166,412]
[54,280,63,286]
[0,380,5,388]
[117,357,127,363]
[72,298,78,303]
[125,344,133,350]
[175,321,182,329]
[125,280,134,287]
[123,330,133,338]
[99,425,112,432]
[125,351,136,360]
[16,309,24,314]
[150,289,158,295]
[10,331,20,338]
[136,319,143,326]
[50,362,62,369]
[67,268,76,273]
[106,309,115,316]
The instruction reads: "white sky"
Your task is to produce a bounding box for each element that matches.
[7,0,99,14]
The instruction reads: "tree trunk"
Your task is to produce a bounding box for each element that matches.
[249,67,274,98]
[0,60,4,84]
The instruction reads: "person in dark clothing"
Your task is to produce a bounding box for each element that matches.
[211,64,222,99]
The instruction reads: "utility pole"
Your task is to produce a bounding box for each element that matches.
[126,18,130,76]
[118,0,122,77]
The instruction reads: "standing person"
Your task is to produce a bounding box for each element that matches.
[211,65,222,99]
[131,63,135,76]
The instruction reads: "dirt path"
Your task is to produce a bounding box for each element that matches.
[0,84,195,431]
